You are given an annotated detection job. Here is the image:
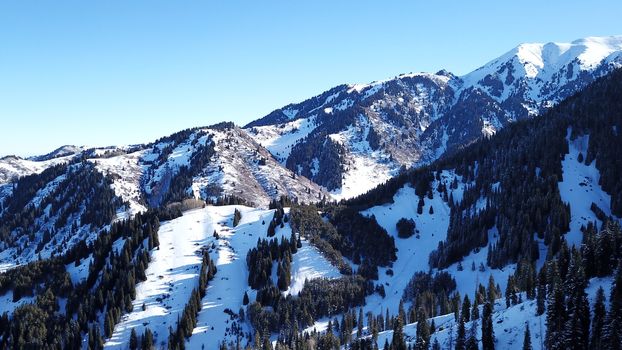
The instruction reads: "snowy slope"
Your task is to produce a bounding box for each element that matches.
[105,208,216,348]
[194,127,329,207]
[359,171,513,313]
[559,129,615,246]
[87,125,328,211]
[92,150,148,219]
[246,115,319,164]
[0,154,75,185]
[105,205,341,349]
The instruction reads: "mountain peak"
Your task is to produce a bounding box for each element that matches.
[28,145,86,161]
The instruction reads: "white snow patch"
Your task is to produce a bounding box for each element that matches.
[559,129,613,247]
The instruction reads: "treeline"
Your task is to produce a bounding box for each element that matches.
[247,276,372,345]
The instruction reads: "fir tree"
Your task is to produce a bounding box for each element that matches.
[465,319,478,350]
[603,262,622,349]
[455,316,466,350]
[130,328,138,350]
[391,315,407,350]
[522,324,532,350]
[545,272,565,350]
[590,287,606,349]
[233,209,242,227]
[481,302,494,350]
[460,295,470,323]
[415,308,430,350]
[562,249,590,349]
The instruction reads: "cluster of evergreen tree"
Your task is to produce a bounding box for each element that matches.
[543,220,622,350]
[396,218,416,238]
[247,276,371,345]
[0,258,72,302]
[246,233,299,290]
[267,198,289,237]
[402,271,457,319]
[285,107,362,190]
[127,327,155,350]
[326,206,397,270]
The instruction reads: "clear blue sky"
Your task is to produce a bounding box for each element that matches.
[1,1,621,157]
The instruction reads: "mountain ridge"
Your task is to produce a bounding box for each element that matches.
[245,35,622,198]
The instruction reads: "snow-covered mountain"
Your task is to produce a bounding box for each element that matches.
[245,35,622,199]
[95,123,328,210]
[1,35,622,350]
[0,123,328,268]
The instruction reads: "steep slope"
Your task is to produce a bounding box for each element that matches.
[245,35,622,199]
[104,205,341,349]
[92,123,328,211]
[0,154,76,185]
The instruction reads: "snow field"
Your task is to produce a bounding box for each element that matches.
[559,129,615,247]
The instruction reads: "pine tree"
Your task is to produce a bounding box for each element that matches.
[522,324,532,350]
[130,328,138,350]
[391,315,407,350]
[590,287,606,349]
[536,282,546,316]
[465,319,478,350]
[357,308,364,339]
[487,275,497,307]
[545,271,565,350]
[104,310,114,338]
[233,209,242,227]
[455,316,466,350]
[243,291,249,306]
[460,296,469,322]
[481,302,494,350]
[603,262,622,349]
[562,249,590,349]
[142,328,153,350]
[415,308,430,350]
[471,299,479,321]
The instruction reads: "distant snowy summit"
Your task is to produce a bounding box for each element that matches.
[245,35,622,199]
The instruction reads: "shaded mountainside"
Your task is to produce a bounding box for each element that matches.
[246,36,622,199]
